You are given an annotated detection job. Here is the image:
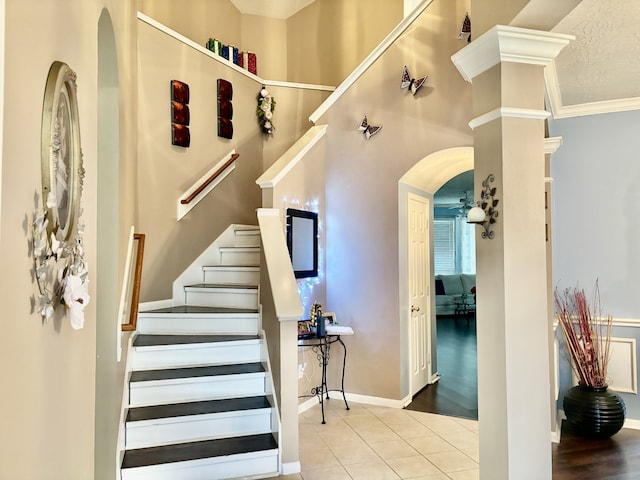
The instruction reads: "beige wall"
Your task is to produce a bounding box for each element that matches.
[137,0,242,49]
[287,0,403,86]
[319,0,473,399]
[136,21,329,301]
[261,85,331,171]
[0,1,138,479]
[137,20,263,301]
[241,14,287,80]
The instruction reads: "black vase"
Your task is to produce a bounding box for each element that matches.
[563,384,626,439]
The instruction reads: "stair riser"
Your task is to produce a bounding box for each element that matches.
[136,315,260,335]
[202,269,260,285]
[219,249,260,266]
[184,290,258,310]
[126,409,272,449]
[231,230,261,247]
[129,374,267,406]
[131,342,261,370]
[121,450,278,480]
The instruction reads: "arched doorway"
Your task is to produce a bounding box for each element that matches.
[398,147,473,402]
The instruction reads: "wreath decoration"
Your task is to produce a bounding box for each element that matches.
[32,198,89,328]
[256,86,276,136]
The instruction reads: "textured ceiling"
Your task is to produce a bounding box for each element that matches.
[548,0,640,116]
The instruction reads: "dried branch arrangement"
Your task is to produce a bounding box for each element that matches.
[554,282,613,388]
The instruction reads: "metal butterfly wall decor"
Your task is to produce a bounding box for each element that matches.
[357,115,382,139]
[401,66,428,96]
[458,13,471,43]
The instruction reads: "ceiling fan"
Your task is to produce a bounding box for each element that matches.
[438,191,474,214]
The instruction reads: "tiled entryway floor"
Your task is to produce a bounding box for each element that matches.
[277,399,479,480]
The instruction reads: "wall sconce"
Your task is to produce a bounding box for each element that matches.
[467,174,499,239]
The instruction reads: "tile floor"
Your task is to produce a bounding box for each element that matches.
[274,399,479,480]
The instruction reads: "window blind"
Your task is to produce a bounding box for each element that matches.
[434,218,455,274]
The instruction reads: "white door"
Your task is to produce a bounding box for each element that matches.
[408,193,431,396]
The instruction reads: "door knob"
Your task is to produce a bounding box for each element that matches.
[411,305,420,312]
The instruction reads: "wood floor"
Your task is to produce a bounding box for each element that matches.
[405,315,640,478]
[405,315,478,419]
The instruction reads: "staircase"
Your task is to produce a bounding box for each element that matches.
[120,226,280,480]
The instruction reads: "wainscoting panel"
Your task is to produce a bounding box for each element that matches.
[609,337,637,394]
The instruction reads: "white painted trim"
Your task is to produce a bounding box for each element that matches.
[264,80,334,92]
[468,107,550,129]
[552,96,640,119]
[299,392,413,412]
[297,397,320,414]
[137,11,333,92]
[116,333,136,480]
[309,0,434,124]
[178,149,236,220]
[0,0,4,242]
[281,461,301,475]
[544,136,562,155]
[546,59,640,119]
[257,208,303,321]
[611,317,640,328]
[551,413,563,444]
[624,418,640,430]
[117,226,136,361]
[608,337,637,394]
[256,125,327,188]
[452,25,574,83]
[138,299,174,312]
[329,391,411,409]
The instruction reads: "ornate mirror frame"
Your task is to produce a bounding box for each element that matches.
[41,61,83,242]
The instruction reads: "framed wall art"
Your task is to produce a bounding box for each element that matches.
[41,61,84,242]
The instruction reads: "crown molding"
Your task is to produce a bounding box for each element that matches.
[468,107,550,130]
[544,136,563,154]
[452,25,575,83]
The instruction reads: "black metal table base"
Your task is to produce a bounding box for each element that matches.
[299,335,350,424]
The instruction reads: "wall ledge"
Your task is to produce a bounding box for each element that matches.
[137,11,334,92]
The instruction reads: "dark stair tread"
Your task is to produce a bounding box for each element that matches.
[133,334,259,347]
[127,396,271,422]
[130,362,265,383]
[143,305,259,314]
[121,433,277,469]
[185,283,258,289]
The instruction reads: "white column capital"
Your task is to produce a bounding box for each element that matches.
[451,25,574,82]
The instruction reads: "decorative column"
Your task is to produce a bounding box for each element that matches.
[452,26,573,479]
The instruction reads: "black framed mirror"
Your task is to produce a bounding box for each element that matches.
[286,208,318,279]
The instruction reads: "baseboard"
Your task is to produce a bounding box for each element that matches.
[281,461,301,475]
[551,413,564,443]
[624,418,640,430]
[298,397,320,414]
[329,391,410,409]
[139,299,173,312]
[299,391,412,413]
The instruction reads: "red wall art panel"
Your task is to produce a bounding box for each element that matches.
[217,79,233,139]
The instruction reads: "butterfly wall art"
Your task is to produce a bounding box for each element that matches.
[401,66,428,96]
[357,115,382,140]
[458,13,471,42]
